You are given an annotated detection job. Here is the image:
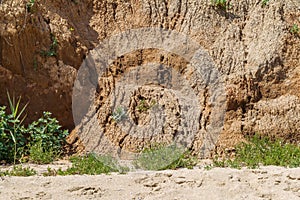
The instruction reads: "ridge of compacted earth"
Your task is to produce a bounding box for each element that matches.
[0,163,300,200]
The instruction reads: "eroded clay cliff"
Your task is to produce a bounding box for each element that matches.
[0,0,299,157]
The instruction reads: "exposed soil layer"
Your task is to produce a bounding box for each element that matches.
[0,0,299,157]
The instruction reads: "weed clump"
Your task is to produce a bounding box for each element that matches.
[261,0,270,7]
[211,0,230,10]
[290,24,299,35]
[111,106,126,122]
[134,144,197,171]
[41,35,58,57]
[28,140,55,164]
[0,166,36,177]
[56,153,129,175]
[213,134,300,169]
[26,0,35,13]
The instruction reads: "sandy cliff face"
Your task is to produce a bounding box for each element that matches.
[0,0,299,157]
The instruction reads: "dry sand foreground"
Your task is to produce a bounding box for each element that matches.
[0,164,300,200]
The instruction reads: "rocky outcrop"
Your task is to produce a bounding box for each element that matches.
[0,0,299,157]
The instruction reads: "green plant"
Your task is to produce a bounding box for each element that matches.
[57,153,128,175]
[43,167,58,176]
[33,57,38,71]
[29,140,55,164]
[41,35,58,57]
[137,99,156,112]
[134,144,197,170]
[0,94,68,164]
[112,106,126,121]
[0,93,28,164]
[204,165,213,170]
[26,0,35,13]
[261,0,269,7]
[213,134,300,169]
[290,24,299,35]
[0,165,36,176]
[7,92,28,164]
[211,0,229,10]
[27,111,68,157]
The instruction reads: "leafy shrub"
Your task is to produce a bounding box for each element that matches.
[27,112,68,157]
[0,94,68,164]
[213,134,300,169]
[134,144,197,170]
[57,153,128,175]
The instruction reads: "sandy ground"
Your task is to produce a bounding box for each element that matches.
[0,162,300,200]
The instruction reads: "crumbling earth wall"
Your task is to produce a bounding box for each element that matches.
[0,0,299,157]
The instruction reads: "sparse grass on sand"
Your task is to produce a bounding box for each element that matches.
[213,134,300,169]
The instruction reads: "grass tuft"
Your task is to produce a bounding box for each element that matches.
[134,144,197,170]
[57,153,129,175]
[261,0,270,7]
[0,165,36,177]
[213,134,300,169]
[29,140,56,164]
